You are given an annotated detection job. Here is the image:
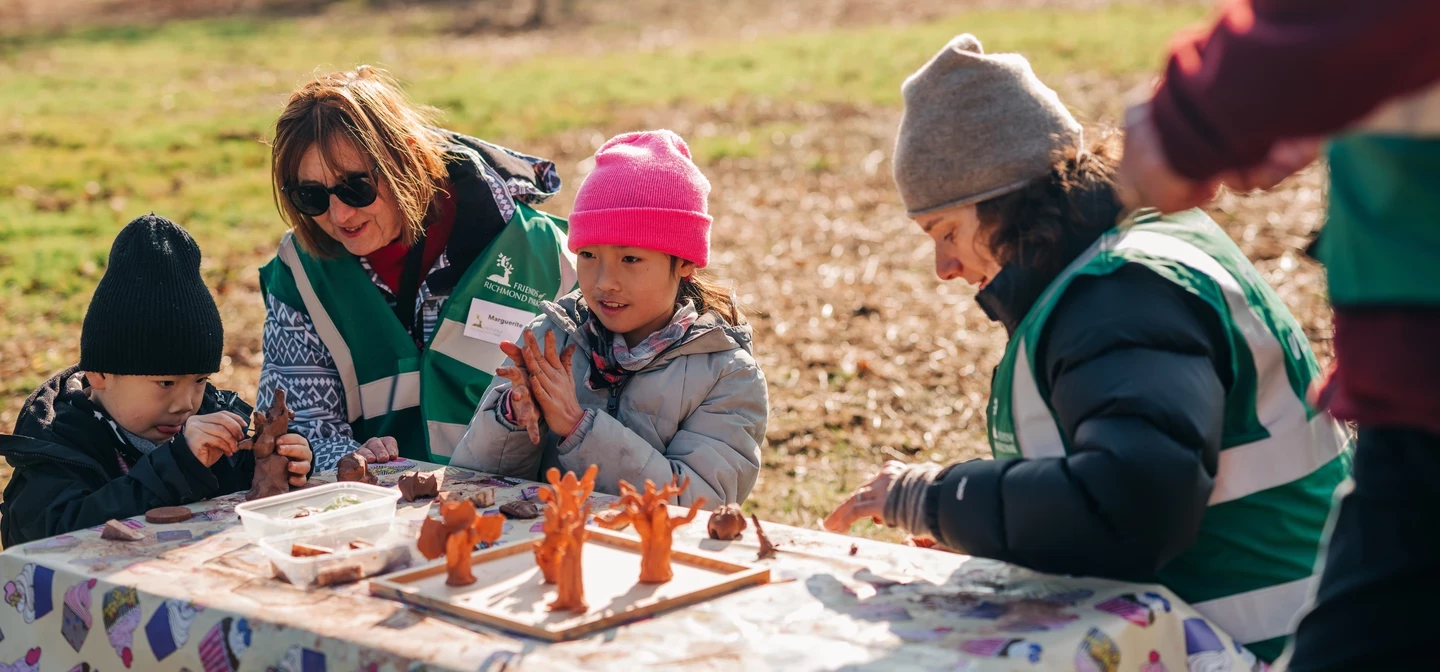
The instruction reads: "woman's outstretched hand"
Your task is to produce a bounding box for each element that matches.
[823,460,908,532]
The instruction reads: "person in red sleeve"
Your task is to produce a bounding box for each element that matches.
[1116,1,1440,669]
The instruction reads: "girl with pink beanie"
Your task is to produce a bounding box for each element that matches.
[451,130,768,506]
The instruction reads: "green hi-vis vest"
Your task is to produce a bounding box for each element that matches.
[1314,83,1440,306]
[259,202,575,464]
[988,209,1350,659]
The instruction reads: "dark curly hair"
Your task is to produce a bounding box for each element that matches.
[974,134,1124,273]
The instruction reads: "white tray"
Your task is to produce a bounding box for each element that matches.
[234,481,399,540]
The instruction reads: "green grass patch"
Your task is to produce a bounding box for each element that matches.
[0,2,1205,334]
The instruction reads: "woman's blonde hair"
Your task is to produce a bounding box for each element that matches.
[271,65,449,257]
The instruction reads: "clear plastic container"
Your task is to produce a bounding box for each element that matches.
[234,481,400,540]
[259,520,416,587]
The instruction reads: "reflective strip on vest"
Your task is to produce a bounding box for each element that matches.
[359,371,421,420]
[1009,230,1346,498]
[1191,576,1318,646]
[278,234,364,423]
[426,421,470,459]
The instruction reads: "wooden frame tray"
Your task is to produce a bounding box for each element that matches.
[368,528,770,641]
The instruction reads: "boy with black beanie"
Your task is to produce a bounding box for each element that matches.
[0,214,313,546]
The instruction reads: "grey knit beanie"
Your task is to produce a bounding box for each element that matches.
[893,34,1083,216]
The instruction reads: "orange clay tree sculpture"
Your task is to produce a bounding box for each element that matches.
[417,500,505,587]
[609,477,707,584]
[535,466,597,612]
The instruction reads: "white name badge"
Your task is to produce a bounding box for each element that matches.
[463,299,533,345]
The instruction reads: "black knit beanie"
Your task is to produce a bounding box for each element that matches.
[79,213,224,375]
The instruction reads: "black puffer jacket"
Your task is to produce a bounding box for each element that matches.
[0,366,255,547]
[923,212,1232,581]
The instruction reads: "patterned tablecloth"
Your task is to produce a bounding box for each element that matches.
[0,460,1264,672]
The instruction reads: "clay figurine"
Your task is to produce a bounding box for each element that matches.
[144,506,193,524]
[499,500,540,519]
[290,543,333,558]
[101,520,144,541]
[594,508,630,531]
[608,477,706,584]
[471,487,497,508]
[416,500,504,587]
[244,389,296,501]
[534,466,598,612]
[706,503,747,540]
[397,470,444,502]
[751,514,778,560]
[335,452,377,485]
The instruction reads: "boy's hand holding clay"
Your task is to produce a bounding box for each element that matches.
[182,411,247,467]
[275,434,313,487]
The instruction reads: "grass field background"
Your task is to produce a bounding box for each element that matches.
[0,0,1334,540]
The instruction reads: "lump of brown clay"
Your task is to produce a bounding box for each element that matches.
[594,508,630,531]
[471,487,496,508]
[499,500,540,519]
[245,388,297,501]
[706,503,747,540]
[397,470,444,502]
[751,514,778,560]
[290,543,333,558]
[315,563,365,587]
[101,520,144,541]
[335,452,377,485]
[145,506,193,524]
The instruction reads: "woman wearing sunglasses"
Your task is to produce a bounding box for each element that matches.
[256,66,574,471]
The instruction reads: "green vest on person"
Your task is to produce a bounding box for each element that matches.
[1314,101,1440,307]
[259,202,575,464]
[988,209,1350,660]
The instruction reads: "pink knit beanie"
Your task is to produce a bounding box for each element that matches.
[568,130,713,267]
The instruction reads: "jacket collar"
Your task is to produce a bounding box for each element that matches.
[974,193,1124,334]
[541,291,754,370]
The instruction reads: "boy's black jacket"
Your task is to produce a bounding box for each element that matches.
[0,365,254,546]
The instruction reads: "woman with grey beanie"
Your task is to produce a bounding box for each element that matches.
[823,34,1348,663]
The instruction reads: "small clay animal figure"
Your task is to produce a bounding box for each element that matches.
[145,506,193,524]
[335,452,377,485]
[101,520,144,541]
[751,514,778,560]
[470,488,497,508]
[706,503,747,540]
[608,477,706,584]
[245,389,297,501]
[499,500,540,519]
[397,470,444,502]
[417,500,504,586]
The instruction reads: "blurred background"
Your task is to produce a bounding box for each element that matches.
[0,0,1331,539]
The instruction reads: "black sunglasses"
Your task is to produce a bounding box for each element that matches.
[283,173,377,217]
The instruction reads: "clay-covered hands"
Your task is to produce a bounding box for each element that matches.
[1116,103,1221,214]
[354,436,399,463]
[276,434,313,487]
[823,460,908,533]
[182,411,248,467]
[510,330,583,438]
[497,340,544,445]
